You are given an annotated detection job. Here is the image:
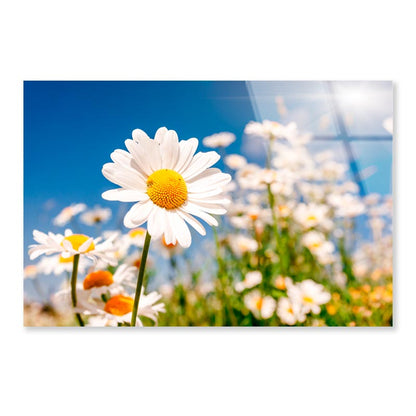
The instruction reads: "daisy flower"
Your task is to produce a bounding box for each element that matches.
[293,203,329,230]
[235,271,262,292]
[301,231,335,259]
[244,290,276,319]
[224,154,247,170]
[87,289,165,326]
[28,229,118,266]
[327,193,366,218]
[277,297,306,326]
[202,132,236,148]
[287,280,331,315]
[80,206,112,226]
[228,234,258,256]
[53,203,86,226]
[101,127,231,248]
[82,264,137,296]
[244,120,297,141]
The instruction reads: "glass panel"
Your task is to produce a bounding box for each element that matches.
[330,81,393,137]
[246,81,339,135]
[349,141,393,195]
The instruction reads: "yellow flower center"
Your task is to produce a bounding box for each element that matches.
[61,234,95,252]
[83,270,114,290]
[303,296,314,304]
[129,228,146,238]
[104,295,134,316]
[146,169,188,210]
[255,297,263,311]
[59,255,74,263]
[307,215,317,222]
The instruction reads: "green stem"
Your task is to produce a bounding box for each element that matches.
[130,231,151,326]
[267,184,280,244]
[213,227,238,326]
[266,139,273,169]
[71,254,84,326]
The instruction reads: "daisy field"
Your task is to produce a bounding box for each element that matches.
[24,81,393,327]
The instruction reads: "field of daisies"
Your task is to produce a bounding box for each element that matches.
[24,120,393,327]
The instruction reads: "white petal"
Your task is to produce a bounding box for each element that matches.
[188,195,230,205]
[181,151,220,181]
[110,149,146,180]
[102,162,146,191]
[187,170,231,192]
[188,188,227,198]
[169,213,192,248]
[102,189,148,202]
[160,130,180,169]
[124,200,154,228]
[62,239,74,251]
[154,127,168,144]
[79,237,94,253]
[175,138,199,173]
[177,209,206,236]
[132,129,151,143]
[182,202,220,225]
[186,200,227,215]
[125,139,154,176]
[147,206,166,240]
[163,212,176,245]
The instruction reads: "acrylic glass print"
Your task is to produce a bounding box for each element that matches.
[24,81,393,327]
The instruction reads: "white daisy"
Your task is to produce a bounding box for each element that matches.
[301,231,335,259]
[53,203,86,226]
[202,132,236,148]
[80,206,112,226]
[228,234,258,256]
[245,120,295,141]
[28,229,118,266]
[82,264,137,296]
[235,271,262,292]
[89,289,166,326]
[244,290,276,319]
[293,203,329,230]
[327,193,366,218]
[224,154,247,170]
[101,127,231,248]
[287,280,331,315]
[53,280,165,326]
[277,297,306,326]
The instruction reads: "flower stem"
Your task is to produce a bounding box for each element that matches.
[70,254,84,326]
[213,226,238,326]
[131,231,151,326]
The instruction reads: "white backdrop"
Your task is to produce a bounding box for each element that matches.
[0,1,412,415]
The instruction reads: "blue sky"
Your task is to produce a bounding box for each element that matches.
[24,81,256,264]
[24,81,393,267]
